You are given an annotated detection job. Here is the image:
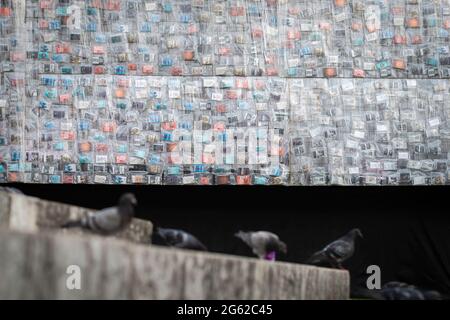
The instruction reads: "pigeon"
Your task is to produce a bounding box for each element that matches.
[306,228,363,269]
[381,286,425,300]
[352,281,443,300]
[0,186,24,194]
[235,231,287,261]
[155,228,207,251]
[62,193,137,235]
[381,282,441,300]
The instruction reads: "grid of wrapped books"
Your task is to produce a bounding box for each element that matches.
[1,0,450,185]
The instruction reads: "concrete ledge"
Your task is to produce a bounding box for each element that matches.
[0,229,349,299]
[0,191,152,244]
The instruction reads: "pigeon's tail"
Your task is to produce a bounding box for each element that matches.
[276,240,288,254]
[306,250,329,265]
[61,219,84,229]
[191,240,208,252]
[177,239,208,252]
[198,241,208,251]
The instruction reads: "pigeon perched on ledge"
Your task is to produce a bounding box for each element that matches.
[235,231,287,261]
[62,193,137,235]
[307,228,363,269]
[155,228,208,251]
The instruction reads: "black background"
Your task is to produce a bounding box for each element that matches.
[1,300,448,318]
[4,184,450,297]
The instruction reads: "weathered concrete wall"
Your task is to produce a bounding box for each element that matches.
[0,191,349,299]
[0,191,152,244]
[0,229,350,300]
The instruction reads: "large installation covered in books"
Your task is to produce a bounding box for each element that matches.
[1,0,450,185]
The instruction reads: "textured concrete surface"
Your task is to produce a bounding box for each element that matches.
[0,191,152,244]
[0,229,350,300]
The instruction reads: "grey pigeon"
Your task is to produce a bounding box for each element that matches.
[307,228,363,269]
[156,228,207,251]
[62,193,137,235]
[352,282,443,300]
[382,287,424,300]
[381,282,441,300]
[235,231,287,261]
[0,186,24,194]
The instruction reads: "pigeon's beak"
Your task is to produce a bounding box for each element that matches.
[358,230,363,239]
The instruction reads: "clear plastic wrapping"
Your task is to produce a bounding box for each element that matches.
[1,1,450,185]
